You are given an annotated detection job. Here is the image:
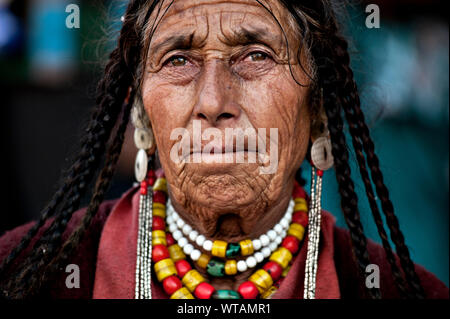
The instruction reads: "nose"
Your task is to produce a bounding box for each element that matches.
[193,61,241,127]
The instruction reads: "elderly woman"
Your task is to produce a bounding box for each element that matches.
[0,0,448,299]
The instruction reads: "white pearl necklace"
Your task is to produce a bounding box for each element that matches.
[165,199,295,272]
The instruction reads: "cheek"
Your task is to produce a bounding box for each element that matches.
[141,80,194,157]
[241,69,310,158]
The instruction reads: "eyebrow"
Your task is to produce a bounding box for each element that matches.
[150,32,196,55]
[229,27,279,48]
[149,26,281,57]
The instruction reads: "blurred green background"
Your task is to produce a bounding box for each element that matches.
[0,0,448,286]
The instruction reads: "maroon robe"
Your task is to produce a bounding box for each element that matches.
[0,187,448,299]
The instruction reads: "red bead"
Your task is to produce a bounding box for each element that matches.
[274,278,283,288]
[194,282,215,299]
[175,260,191,278]
[152,244,170,262]
[166,233,175,246]
[263,261,283,281]
[292,211,308,227]
[147,170,156,178]
[153,191,166,204]
[237,281,259,299]
[152,216,165,231]
[317,169,324,177]
[141,180,148,188]
[282,235,300,254]
[140,187,148,195]
[148,177,156,186]
[163,275,182,296]
[292,186,306,199]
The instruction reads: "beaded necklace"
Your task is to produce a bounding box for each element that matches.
[135,170,309,299]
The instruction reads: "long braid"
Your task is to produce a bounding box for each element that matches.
[320,76,380,299]
[327,35,412,298]
[5,49,132,298]
[29,94,134,297]
[1,0,146,297]
[349,85,425,298]
[0,102,117,278]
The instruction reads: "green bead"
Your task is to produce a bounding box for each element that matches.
[225,243,241,258]
[207,258,225,277]
[212,290,241,299]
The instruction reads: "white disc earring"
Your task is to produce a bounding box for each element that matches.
[311,136,334,171]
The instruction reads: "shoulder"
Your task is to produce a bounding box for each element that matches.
[332,224,449,299]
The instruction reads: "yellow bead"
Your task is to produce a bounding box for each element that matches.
[168,244,186,262]
[249,269,273,294]
[154,258,177,282]
[225,260,237,275]
[282,265,291,278]
[170,287,194,299]
[197,254,211,269]
[287,223,305,240]
[261,286,278,299]
[294,197,307,205]
[152,230,167,246]
[152,202,166,210]
[239,239,254,256]
[211,240,227,258]
[294,202,308,212]
[182,269,205,292]
[153,178,168,193]
[152,206,166,218]
[269,247,292,269]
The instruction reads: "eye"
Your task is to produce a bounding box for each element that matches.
[247,51,269,62]
[168,55,188,67]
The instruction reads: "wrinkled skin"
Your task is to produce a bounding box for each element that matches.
[142,0,312,289]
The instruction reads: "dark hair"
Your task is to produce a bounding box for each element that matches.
[0,0,424,299]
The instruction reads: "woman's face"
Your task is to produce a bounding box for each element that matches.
[142,0,311,237]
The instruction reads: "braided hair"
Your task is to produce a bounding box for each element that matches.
[0,0,424,298]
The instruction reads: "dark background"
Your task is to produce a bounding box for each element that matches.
[0,0,448,286]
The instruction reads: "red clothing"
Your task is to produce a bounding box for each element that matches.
[0,187,448,299]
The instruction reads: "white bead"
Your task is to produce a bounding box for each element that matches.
[176,218,185,228]
[203,240,213,251]
[262,247,271,258]
[196,235,206,247]
[183,243,194,255]
[254,252,264,263]
[172,212,179,222]
[189,230,199,242]
[182,224,192,235]
[275,236,282,245]
[281,230,287,238]
[260,234,270,246]
[134,128,153,150]
[267,230,277,241]
[190,249,201,261]
[311,136,334,170]
[172,230,182,240]
[168,224,177,234]
[274,224,283,234]
[134,149,148,182]
[237,260,248,272]
[252,239,262,251]
[166,216,174,225]
[178,237,188,248]
[246,256,257,268]
[280,218,289,229]
[269,242,278,252]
